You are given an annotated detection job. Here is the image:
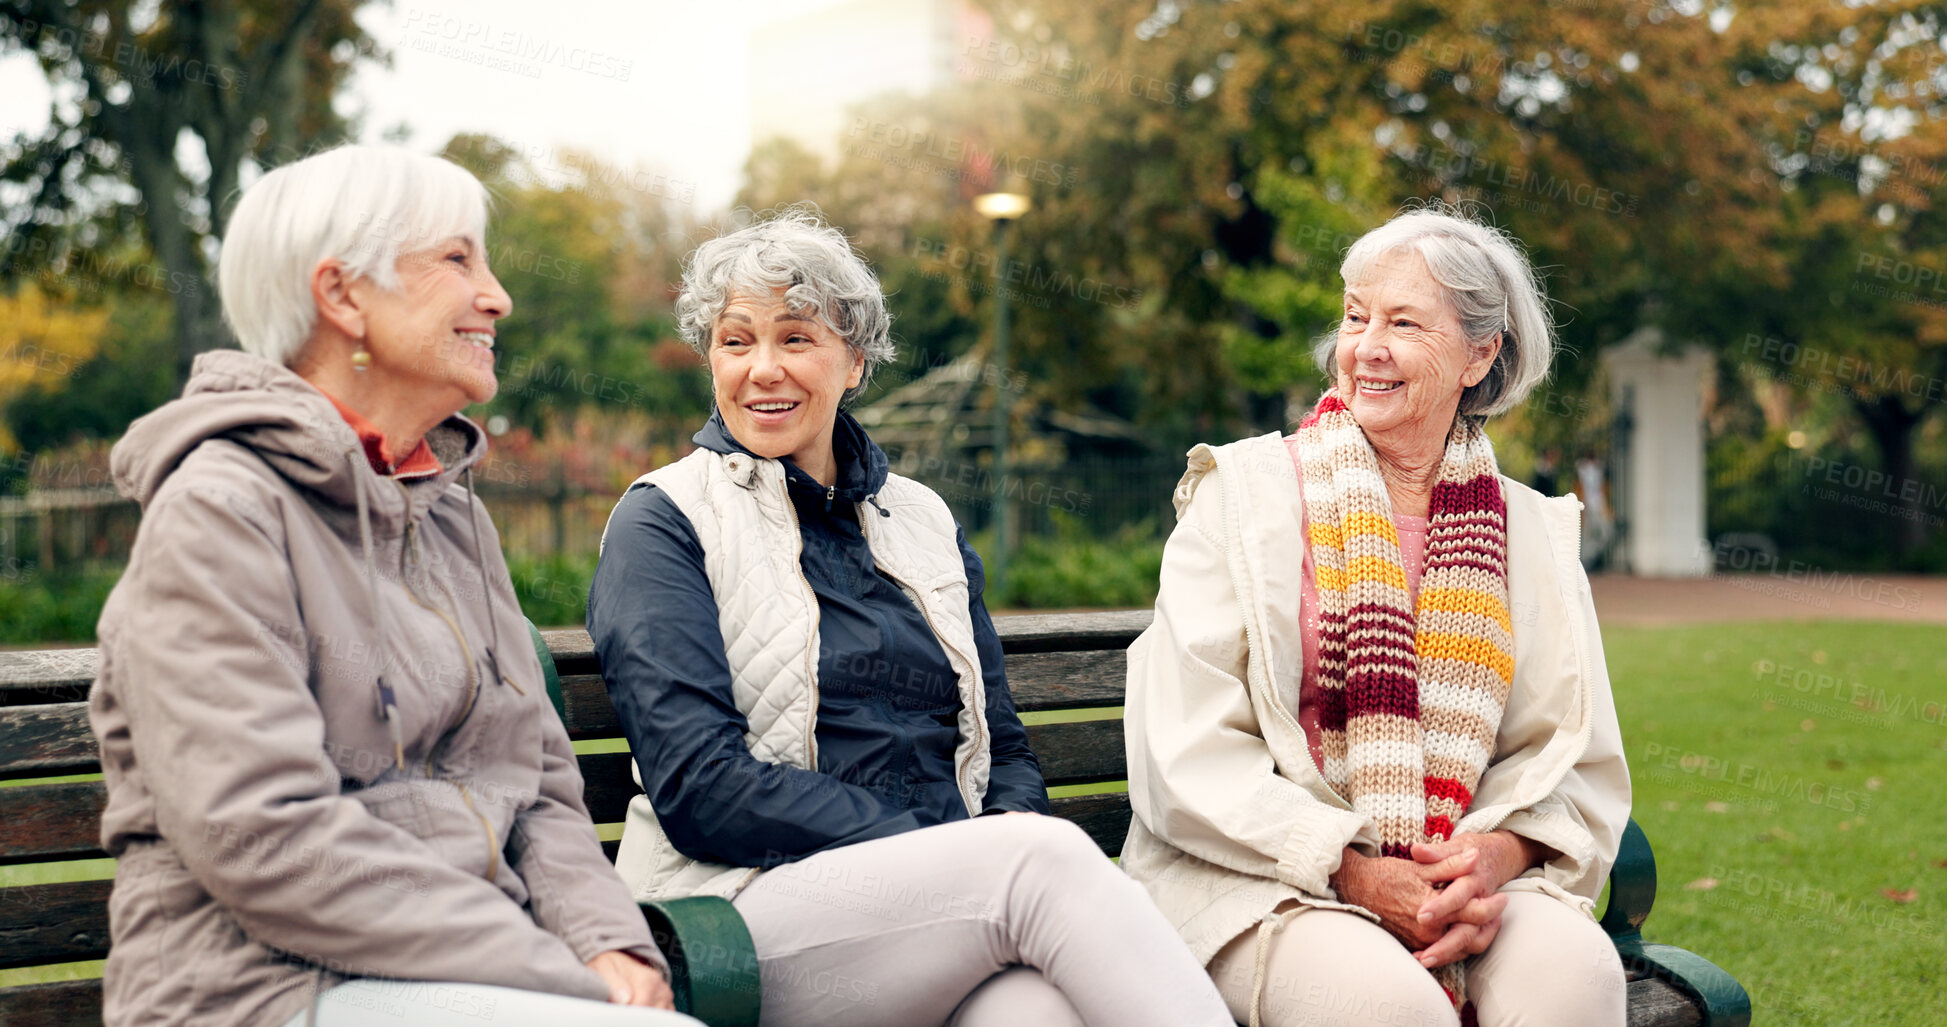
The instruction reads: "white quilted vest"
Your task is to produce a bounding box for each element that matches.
[603,447,993,901]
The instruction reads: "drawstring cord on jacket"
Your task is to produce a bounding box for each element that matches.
[463,469,521,693]
[1247,907,1295,1027]
[350,454,406,771]
[866,493,890,517]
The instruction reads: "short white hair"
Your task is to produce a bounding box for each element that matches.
[1316,205,1556,417]
[218,144,489,367]
[675,207,894,406]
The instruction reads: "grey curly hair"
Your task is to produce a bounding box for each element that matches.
[1314,205,1556,417]
[675,207,895,406]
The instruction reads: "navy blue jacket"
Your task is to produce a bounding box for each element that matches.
[588,410,1048,869]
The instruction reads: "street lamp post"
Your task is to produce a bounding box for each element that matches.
[974,190,1030,601]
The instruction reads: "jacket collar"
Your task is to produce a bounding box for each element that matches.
[693,407,889,504]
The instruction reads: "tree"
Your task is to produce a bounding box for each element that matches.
[438,133,711,440]
[1,0,379,384]
[0,282,108,458]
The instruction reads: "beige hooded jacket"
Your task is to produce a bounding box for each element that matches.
[89,351,661,1027]
[1121,433,1631,968]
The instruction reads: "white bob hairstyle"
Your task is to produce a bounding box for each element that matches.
[1315,205,1556,418]
[218,144,490,367]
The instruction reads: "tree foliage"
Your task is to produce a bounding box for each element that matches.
[1,0,378,381]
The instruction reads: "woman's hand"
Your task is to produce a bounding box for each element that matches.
[1402,831,1549,969]
[1409,831,1544,927]
[586,950,675,1009]
[1331,846,1489,951]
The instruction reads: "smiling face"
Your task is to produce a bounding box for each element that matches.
[350,235,511,410]
[708,290,864,485]
[1335,249,1500,452]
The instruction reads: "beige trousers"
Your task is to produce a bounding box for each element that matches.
[729,814,1234,1027]
[1209,892,1627,1027]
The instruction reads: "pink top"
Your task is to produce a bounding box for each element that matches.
[1284,436,1429,774]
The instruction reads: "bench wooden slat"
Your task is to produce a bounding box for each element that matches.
[0,704,100,778]
[1025,719,1125,785]
[0,781,107,866]
[0,879,112,970]
[581,751,638,824]
[553,648,1129,740]
[1047,792,1131,856]
[0,978,104,1027]
[0,649,97,709]
[540,612,1152,670]
[1627,978,1702,1027]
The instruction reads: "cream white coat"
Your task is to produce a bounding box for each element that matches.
[1121,433,1631,965]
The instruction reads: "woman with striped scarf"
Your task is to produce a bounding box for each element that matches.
[1121,206,1630,1027]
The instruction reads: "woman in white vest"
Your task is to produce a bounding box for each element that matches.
[588,209,1231,1027]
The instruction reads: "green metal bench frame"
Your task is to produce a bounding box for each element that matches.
[1599,819,1752,1027]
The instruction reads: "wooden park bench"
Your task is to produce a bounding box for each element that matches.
[0,611,1749,1026]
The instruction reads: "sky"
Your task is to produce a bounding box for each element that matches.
[0,0,861,215]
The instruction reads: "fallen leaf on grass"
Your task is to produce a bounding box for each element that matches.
[1883,889,1917,904]
[1684,878,1719,891]
[1704,801,1730,813]
[1865,777,1883,791]
[1934,859,1947,869]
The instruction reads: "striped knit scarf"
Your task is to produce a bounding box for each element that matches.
[1295,391,1513,1019]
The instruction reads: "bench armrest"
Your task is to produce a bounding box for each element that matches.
[1599,817,1657,937]
[640,896,762,1026]
[1600,817,1752,1027]
[524,618,760,1021]
[527,618,568,722]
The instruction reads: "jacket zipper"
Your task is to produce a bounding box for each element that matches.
[780,481,823,767]
[393,483,499,882]
[876,560,987,813]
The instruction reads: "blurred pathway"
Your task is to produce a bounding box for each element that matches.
[1589,574,1947,626]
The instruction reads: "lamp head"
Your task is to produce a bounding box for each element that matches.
[974,192,1032,222]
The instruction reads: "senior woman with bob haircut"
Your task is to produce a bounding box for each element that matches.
[1122,206,1630,1027]
[588,209,1232,1027]
[88,144,696,1027]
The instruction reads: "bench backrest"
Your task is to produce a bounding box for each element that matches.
[0,611,1149,1024]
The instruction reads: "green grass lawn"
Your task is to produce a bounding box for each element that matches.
[5,620,1942,1021]
[1608,621,1946,1026]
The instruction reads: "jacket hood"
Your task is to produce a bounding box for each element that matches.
[112,349,488,512]
[694,406,889,504]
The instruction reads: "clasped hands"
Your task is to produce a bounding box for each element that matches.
[1329,831,1544,971]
